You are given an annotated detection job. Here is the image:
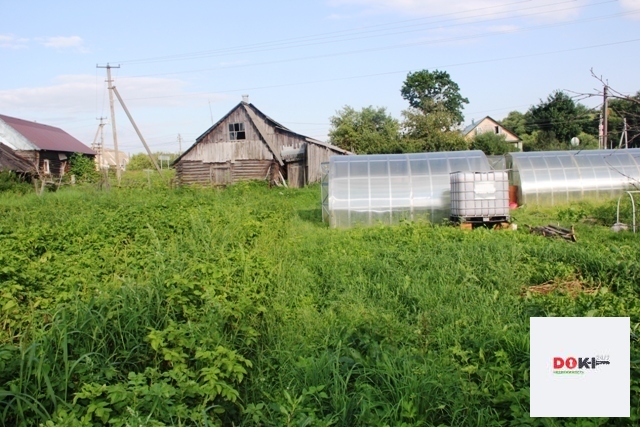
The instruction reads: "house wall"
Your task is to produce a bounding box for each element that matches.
[473,119,520,143]
[307,143,343,183]
[176,159,274,186]
[287,161,306,188]
[181,108,274,164]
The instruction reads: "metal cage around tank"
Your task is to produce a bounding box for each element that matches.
[321,151,492,228]
[507,149,640,206]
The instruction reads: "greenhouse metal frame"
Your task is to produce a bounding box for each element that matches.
[321,151,492,228]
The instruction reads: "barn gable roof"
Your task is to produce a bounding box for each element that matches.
[174,102,349,165]
[0,114,95,155]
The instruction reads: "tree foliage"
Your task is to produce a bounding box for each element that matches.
[328,105,401,154]
[500,90,601,152]
[400,70,469,125]
[609,91,640,148]
[69,153,99,183]
[469,132,518,155]
[128,152,177,171]
[500,111,527,137]
[526,91,596,144]
[401,107,469,152]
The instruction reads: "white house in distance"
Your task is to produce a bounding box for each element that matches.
[462,116,522,151]
[95,148,130,171]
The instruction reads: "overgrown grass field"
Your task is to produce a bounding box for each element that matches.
[0,178,639,426]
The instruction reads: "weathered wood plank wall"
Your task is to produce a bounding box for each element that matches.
[307,144,338,183]
[287,162,306,188]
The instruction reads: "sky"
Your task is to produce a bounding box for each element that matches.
[1,0,639,154]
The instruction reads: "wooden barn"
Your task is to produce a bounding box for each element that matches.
[0,142,35,175]
[173,100,349,187]
[0,114,95,178]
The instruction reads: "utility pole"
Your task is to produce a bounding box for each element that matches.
[178,134,182,155]
[111,85,164,178]
[619,118,628,149]
[91,117,107,170]
[602,84,609,150]
[97,64,122,184]
[598,113,604,149]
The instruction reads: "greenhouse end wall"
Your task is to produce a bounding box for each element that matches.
[323,151,492,228]
[507,149,640,206]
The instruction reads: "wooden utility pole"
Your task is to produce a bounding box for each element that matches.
[97,64,122,184]
[603,84,609,150]
[178,134,182,155]
[111,85,164,178]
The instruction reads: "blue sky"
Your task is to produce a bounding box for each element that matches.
[1,0,639,154]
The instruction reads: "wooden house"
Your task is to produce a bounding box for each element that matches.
[0,114,95,177]
[462,116,522,151]
[0,142,35,175]
[173,100,349,188]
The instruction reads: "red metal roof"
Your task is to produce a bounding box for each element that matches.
[0,114,95,155]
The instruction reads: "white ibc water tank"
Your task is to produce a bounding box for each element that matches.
[450,170,509,219]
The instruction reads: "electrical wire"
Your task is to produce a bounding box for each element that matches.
[119,37,640,102]
[121,7,638,80]
[115,0,611,66]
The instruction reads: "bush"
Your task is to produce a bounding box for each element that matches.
[0,170,32,194]
[470,132,519,155]
[69,153,99,183]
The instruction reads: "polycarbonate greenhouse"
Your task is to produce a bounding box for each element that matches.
[507,149,640,206]
[321,151,492,228]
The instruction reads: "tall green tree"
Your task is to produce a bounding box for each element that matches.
[609,91,640,148]
[400,70,469,125]
[500,111,527,137]
[526,91,595,144]
[328,105,401,154]
[401,106,469,152]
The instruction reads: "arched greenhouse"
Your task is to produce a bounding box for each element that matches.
[507,149,640,206]
[321,151,492,228]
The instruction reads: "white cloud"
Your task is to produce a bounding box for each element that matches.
[0,74,220,114]
[39,36,88,52]
[328,0,583,22]
[620,0,640,8]
[0,75,226,150]
[620,0,640,19]
[0,34,29,49]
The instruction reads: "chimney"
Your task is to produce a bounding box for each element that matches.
[242,94,249,103]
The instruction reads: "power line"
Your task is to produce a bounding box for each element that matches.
[115,0,612,66]
[119,37,640,102]
[122,7,638,80]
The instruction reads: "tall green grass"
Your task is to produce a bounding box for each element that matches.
[0,180,639,426]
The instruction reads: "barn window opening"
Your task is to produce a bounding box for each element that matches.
[43,159,50,175]
[494,126,500,134]
[229,122,246,140]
